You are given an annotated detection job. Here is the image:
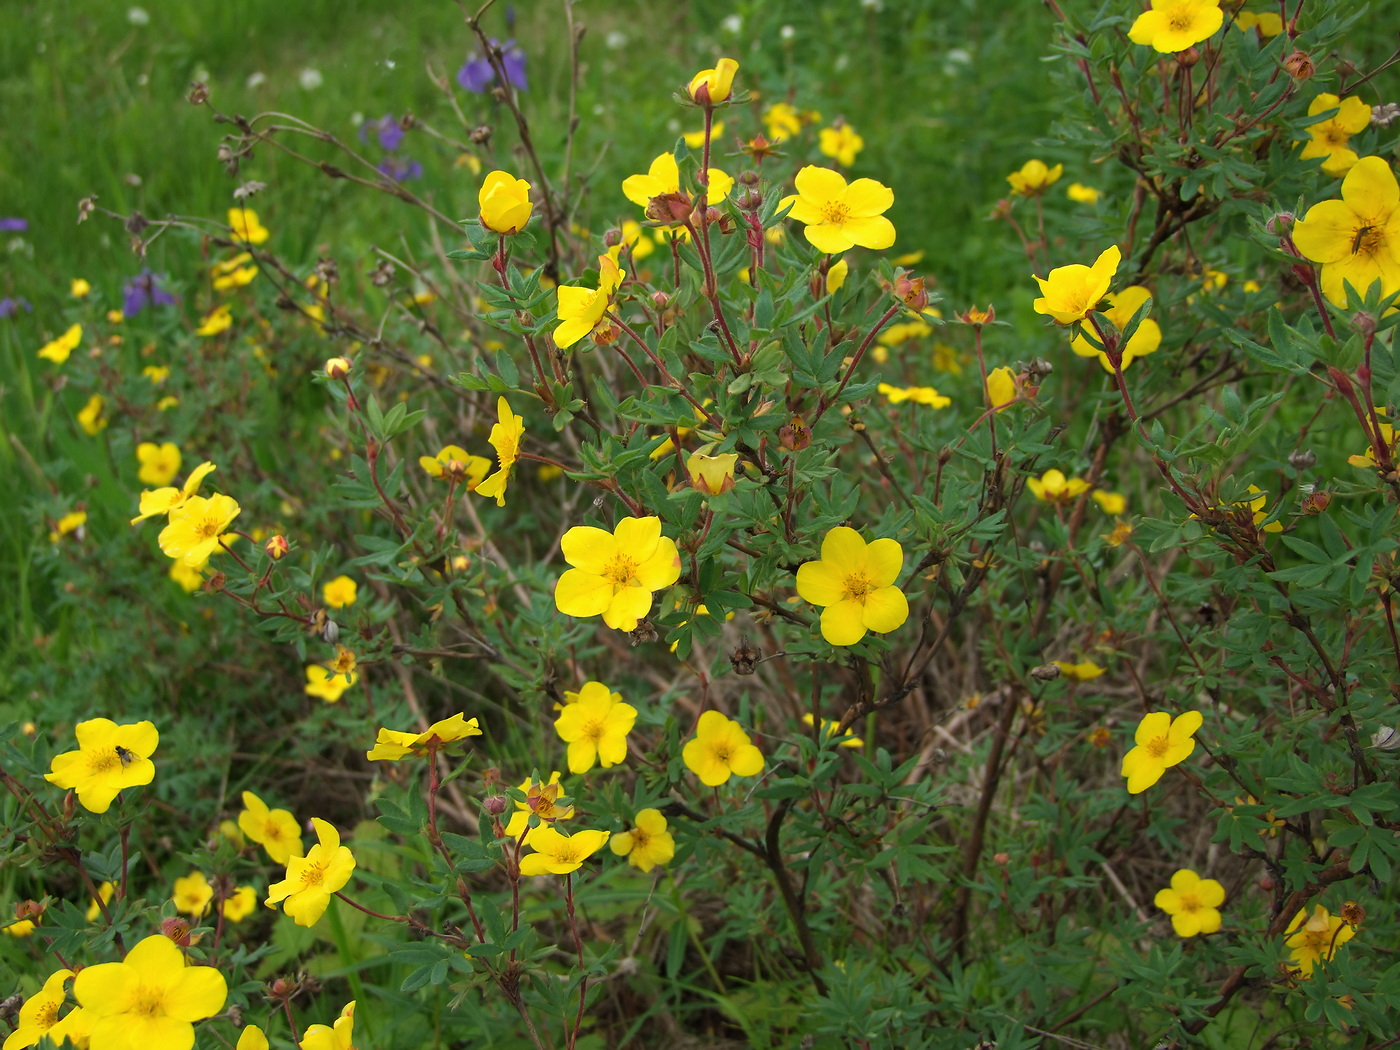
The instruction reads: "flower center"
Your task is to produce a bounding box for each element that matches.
[603,554,639,586]
[843,571,876,603]
[1145,734,1171,758]
[1167,4,1197,30]
[35,1001,60,1028]
[1352,224,1384,258]
[713,743,733,763]
[1302,929,1331,954]
[1177,891,1203,913]
[195,516,223,541]
[130,986,168,1018]
[632,828,651,849]
[299,863,327,888]
[581,717,606,744]
[820,201,852,226]
[89,749,122,774]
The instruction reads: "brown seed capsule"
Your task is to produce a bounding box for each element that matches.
[730,637,759,675]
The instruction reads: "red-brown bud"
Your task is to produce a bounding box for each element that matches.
[264,534,289,561]
[1283,50,1315,80]
[778,416,811,451]
[645,193,693,224]
[893,273,928,312]
[161,917,193,946]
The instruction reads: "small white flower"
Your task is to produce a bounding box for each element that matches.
[859,0,882,10]
[721,13,743,33]
[299,68,324,90]
[127,6,150,25]
[604,30,627,49]
[834,54,850,72]
[382,58,397,70]
[945,48,972,66]
[779,24,795,40]
[246,71,267,89]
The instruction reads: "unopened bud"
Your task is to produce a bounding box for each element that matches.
[325,356,351,380]
[645,193,693,224]
[893,273,928,312]
[651,291,671,310]
[993,853,1010,867]
[737,189,763,211]
[14,900,43,922]
[161,917,193,946]
[738,170,761,186]
[687,452,738,496]
[1302,490,1331,514]
[265,534,290,560]
[470,125,492,145]
[1267,211,1296,235]
[482,795,509,817]
[1175,47,1200,67]
[603,227,622,248]
[779,416,811,451]
[203,571,227,592]
[1283,50,1315,79]
[1288,449,1317,471]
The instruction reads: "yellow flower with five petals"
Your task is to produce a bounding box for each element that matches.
[554,516,681,631]
[795,526,909,646]
[780,166,895,254]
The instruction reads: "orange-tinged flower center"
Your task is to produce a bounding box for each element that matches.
[195,515,224,541]
[820,201,851,226]
[603,554,639,586]
[843,571,876,602]
[130,986,169,1018]
[1178,891,1203,913]
[1144,734,1171,758]
[89,748,122,774]
[35,1000,60,1028]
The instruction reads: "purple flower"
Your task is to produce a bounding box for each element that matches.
[0,217,28,232]
[361,114,405,152]
[456,39,527,94]
[0,296,32,318]
[122,270,177,316]
[377,156,423,182]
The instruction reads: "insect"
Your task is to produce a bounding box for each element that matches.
[113,745,138,768]
[1352,224,1375,254]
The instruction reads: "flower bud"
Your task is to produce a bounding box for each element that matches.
[779,416,811,451]
[687,452,739,496]
[265,534,290,560]
[603,227,623,248]
[993,853,1011,867]
[960,304,994,325]
[482,795,509,817]
[1283,50,1315,79]
[324,356,351,380]
[651,291,671,310]
[1174,47,1200,67]
[161,917,193,946]
[1030,663,1062,681]
[645,193,693,224]
[1266,211,1296,235]
[15,900,43,922]
[893,273,928,312]
[738,170,760,186]
[1302,490,1332,514]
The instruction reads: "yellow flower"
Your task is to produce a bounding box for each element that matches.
[172,872,213,918]
[1128,0,1225,53]
[304,664,357,703]
[1236,10,1283,35]
[1007,159,1063,197]
[687,57,738,104]
[300,1002,355,1050]
[1032,245,1121,325]
[554,681,637,774]
[265,817,356,926]
[1292,156,1400,307]
[86,881,115,922]
[169,560,204,593]
[1069,286,1161,371]
[77,394,107,435]
[143,365,171,384]
[1348,411,1395,469]
[157,395,179,411]
[38,324,83,364]
[366,713,482,761]
[1053,660,1105,681]
[763,102,804,142]
[555,253,625,349]
[229,207,269,245]
[687,452,738,495]
[609,809,675,873]
[1121,710,1203,794]
[1067,182,1101,204]
[136,442,182,487]
[619,219,655,261]
[504,772,574,842]
[519,826,610,876]
[107,309,125,323]
[132,461,217,525]
[2,968,76,1050]
[1298,94,1372,178]
[159,494,240,567]
[49,510,87,544]
[819,124,864,167]
[195,304,232,337]
[218,887,256,923]
[479,170,534,234]
[878,383,951,408]
[986,366,1018,410]
[45,718,158,814]
[1027,469,1091,504]
[322,575,358,609]
[1154,869,1225,937]
[1091,490,1127,515]
[779,166,895,255]
[801,713,864,748]
[1238,484,1284,534]
[877,317,934,348]
[682,710,764,786]
[622,152,735,212]
[1284,905,1356,976]
[71,278,91,298]
[75,934,227,1050]
[554,515,682,632]
[826,256,849,293]
[211,266,258,292]
[475,396,525,506]
[796,526,909,646]
[238,790,304,865]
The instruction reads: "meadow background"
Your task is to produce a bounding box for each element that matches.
[5,0,1400,1048]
